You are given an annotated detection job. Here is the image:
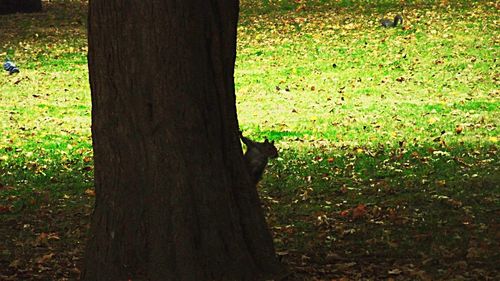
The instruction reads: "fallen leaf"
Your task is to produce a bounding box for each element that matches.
[335,262,357,270]
[339,210,350,217]
[85,189,96,196]
[0,205,11,213]
[35,232,49,246]
[352,204,366,219]
[36,253,54,264]
[388,268,402,275]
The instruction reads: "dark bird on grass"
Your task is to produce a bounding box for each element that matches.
[380,14,403,27]
[3,58,19,75]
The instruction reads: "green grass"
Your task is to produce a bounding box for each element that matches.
[0,0,499,279]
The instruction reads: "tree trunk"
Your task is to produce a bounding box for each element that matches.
[0,0,42,15]
[82,1,286,280]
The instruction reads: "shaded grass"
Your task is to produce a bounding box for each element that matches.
[261,141,498,278]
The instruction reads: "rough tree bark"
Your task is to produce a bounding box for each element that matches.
[0,0,42,15]
[82,0,286,280]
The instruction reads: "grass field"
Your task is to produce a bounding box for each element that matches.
[0,0,499,280]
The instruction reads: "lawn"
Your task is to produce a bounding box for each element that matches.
[0,0,498,280]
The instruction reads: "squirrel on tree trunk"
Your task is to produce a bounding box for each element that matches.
[240,132,278,185]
